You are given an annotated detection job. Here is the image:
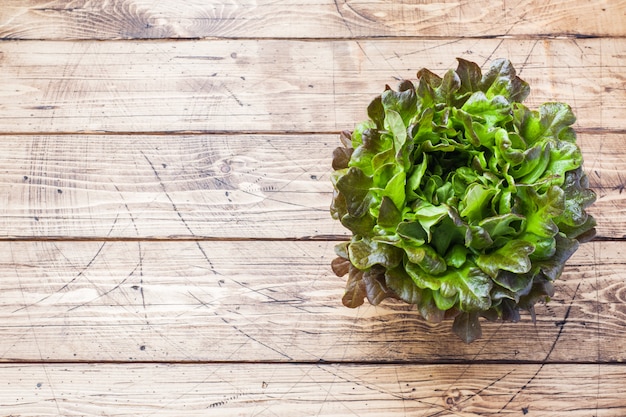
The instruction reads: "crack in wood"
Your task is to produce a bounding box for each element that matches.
[498,279,584,412]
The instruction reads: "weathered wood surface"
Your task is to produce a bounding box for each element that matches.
[0,132,618,239]
[0,134,336,239]
[0,1,624,416]
[1,0,624,39]
[0,39,623,133]
[2,363,625,416]
[0,240,623,363]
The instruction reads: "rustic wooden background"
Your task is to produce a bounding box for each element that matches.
[0,1,625,415]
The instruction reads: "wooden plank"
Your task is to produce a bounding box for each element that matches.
[0,240,622,363]
[0,132,619,239]
[0,134,336,239]
[0,0,624,40]
[583,132,626,240]
[0,39,623,133]
[1,363,624,416]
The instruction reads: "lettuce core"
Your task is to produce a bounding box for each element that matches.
[330,58,596,343]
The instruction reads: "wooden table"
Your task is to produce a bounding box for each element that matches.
[0,1,624,415]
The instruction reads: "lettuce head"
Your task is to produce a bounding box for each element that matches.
[330,58,596,343]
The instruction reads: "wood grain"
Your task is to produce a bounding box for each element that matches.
[1,2,623,415]
[0,132,618,239]
[1,363,624,416]
[0,134,335,239]
[0,39,623,133]
[1,0,624,39]
[0,240,623,363]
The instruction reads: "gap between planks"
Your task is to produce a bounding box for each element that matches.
[4,358,624,366]
[0,236,621,243]
[0,127,624,136]
[0,235,349,242]
[0,34,620,42]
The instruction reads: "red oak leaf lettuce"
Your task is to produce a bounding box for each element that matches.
[330,58,596,343]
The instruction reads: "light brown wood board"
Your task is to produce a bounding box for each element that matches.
[1,363,624,416]
[0,1,624,415]
[0,240,623,363]
[0,39,623,133]
[0,0,624,39]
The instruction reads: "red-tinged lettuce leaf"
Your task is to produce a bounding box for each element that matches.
[499,299,522,322]
[350,120,377,148]
[495,129,525,165]
[479,58,530,103]
[396,221,428,245]
[490,274,534,305]
[518,143,551,184]
[466,224,493,250]
[543,141,583,187]
[342,266,367,308]
[518,275,556,320]
[330,188,347,220]
[407,261,493,312]
[332,146,353,170]
[362,266,394,306]
[339,130,352,147]
[452,107,481,147]
[381,80,417,126]
[367,95,385,129]
[331,256,351,277]
[385,266,423,305]
[417,68,442,89]
[523,233,557,260]
[452,312,482,344]
[493,270,534,293]
[418,289,445,323]
[536,233,579,282]
[476,239,535,279]
[377,196,402,228]
[508,143,544,178]
[563,216,597,243]
[555,167,597,238]
[436,69,462,105]
[340,212,377,237]
[336,167,374,217]
[455,58,482,96]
